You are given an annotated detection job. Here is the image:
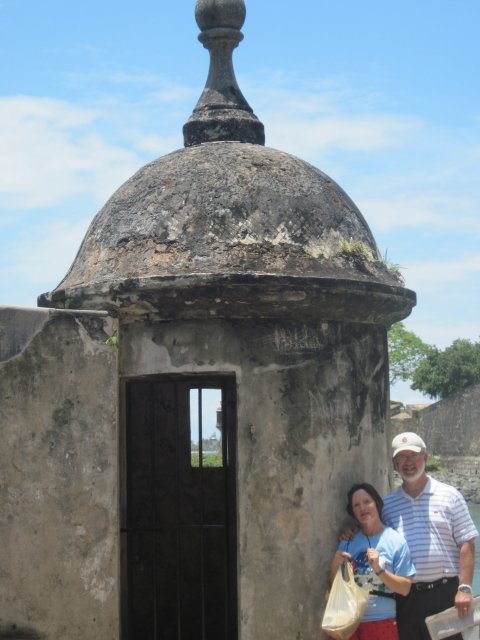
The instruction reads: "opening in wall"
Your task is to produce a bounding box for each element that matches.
[121,375,237,640]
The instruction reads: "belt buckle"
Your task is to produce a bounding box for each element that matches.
[415,581,435,591]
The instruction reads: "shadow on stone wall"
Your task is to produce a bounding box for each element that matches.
[0,626,44,640]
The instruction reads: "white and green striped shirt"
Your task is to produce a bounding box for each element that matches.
[383,476,478,583]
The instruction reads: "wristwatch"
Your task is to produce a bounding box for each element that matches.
[458,584,473,594]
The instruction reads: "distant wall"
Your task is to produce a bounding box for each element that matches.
[0,307,118,640]
[391,383,480,456]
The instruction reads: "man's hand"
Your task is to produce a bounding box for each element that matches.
[339,524,358,542]
[456,539,476,618]
[455,589,473,619]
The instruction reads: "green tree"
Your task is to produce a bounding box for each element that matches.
[388,322,433,384]
[411,339,480,399]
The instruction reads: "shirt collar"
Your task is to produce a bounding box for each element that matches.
[400,475,433,499]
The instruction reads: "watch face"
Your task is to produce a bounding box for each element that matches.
[459,586,472,593]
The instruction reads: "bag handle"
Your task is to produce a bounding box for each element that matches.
[343,560,356,585]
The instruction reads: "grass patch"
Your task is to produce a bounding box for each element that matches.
[191,453,223,468]
[426,456,441,471]
[339,240,404,282]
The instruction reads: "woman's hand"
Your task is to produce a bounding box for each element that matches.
[365,549,413,596]
[332,550,351,569]
[329,551,352,583]
[366,548,381,574]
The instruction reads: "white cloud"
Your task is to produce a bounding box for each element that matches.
[406,255,480,294]
[150,86,199,104]
[67,69,199,106]
[358,191,480,233]
[134,133,183,156]
[359,194,438,231]
[265,113,419,160]
[4,217,91,286]
[242,77,421,161]
[0,96,142,210]
[69,70,197,96]
[404,318,480,349]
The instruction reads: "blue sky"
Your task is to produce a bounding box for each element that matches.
[1,1,479,404]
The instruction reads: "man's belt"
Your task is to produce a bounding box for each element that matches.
[414,577,457,592]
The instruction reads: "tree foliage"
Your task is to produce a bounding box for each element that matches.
[387,322,433,384]
[388,322,480,400]
[411,338,480,399]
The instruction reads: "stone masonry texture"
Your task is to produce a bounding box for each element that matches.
[0,308,118,640]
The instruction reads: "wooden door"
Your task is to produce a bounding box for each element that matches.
[121,376,238,640]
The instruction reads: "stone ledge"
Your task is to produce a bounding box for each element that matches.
[38,272,416,324]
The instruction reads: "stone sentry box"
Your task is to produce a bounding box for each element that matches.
[119,317,396,639]
[0,1,415,638]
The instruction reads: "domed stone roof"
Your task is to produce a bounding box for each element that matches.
[38,0,415,323]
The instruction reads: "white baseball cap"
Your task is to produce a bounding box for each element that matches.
[392,432,427,457]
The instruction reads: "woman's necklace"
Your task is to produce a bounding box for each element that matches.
[345,531,380,554]
[363,528,384,548]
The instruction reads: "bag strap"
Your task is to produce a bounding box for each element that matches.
[345,533,372,553]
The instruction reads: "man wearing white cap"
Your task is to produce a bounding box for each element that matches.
[384,431,478,640]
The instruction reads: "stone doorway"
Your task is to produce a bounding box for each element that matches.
[121,375,238,639]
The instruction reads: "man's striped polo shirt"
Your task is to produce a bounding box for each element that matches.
[382,476,478,582]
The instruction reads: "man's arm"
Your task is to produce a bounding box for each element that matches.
[455,539,475,618]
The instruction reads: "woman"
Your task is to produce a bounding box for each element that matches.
[329,483,415,640]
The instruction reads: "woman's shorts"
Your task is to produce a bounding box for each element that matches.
[330,617,399,640]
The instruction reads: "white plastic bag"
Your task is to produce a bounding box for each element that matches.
[321,562,370,640]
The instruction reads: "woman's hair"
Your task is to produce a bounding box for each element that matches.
[346,483,384,522]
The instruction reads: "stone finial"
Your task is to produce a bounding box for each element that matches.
[195,0,246,31]
[183,0,265,147]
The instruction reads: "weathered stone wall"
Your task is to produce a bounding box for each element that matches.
[430,457,480,504]
[121,317,391,640]
[391,382,480,456]
[0,307,118,640]
[0,307,393,639]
